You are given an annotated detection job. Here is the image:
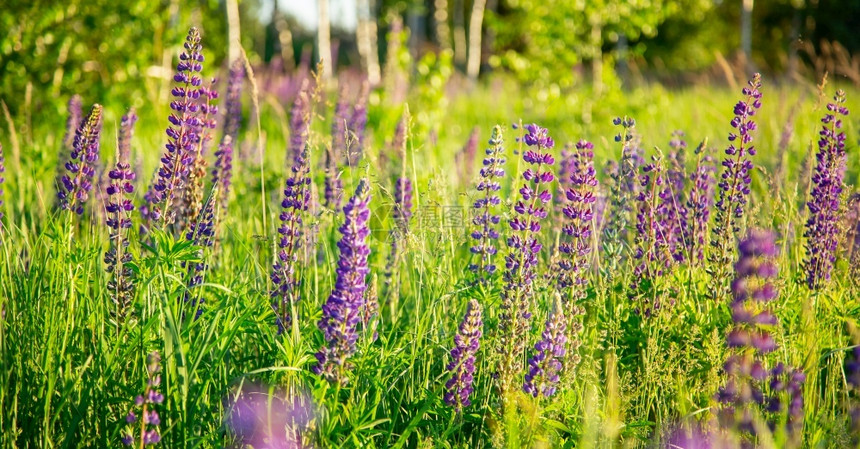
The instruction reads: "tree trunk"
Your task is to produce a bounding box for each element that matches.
[434,0,452,51]
[356,0,381,85]
[225,0,241,63]
[741,0,754,69]
[466,0,487,81]
[318,0,332,82]
[453,0,467,65]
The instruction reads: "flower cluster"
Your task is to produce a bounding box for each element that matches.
[804,90,849,290]
[177,80,219,230]
[122,352,164,446]
[271,147,312,333]
[313,180,372,384]
[603,117,640,262]
[63,94,83,151]
[148,27,206,226]
[58,104,103,215]
[687,141,715,265]
[458,126,479,183]
[523,303,566,398]
[710,73,763,301]
[184,196,217,319]
[767,362,805,441]
[444,299,483,412]
[469,125,506,278]
[716,229,779,436]
[104,136,136,320]
[631,156,674,297]
[331,86,351,162]
[393,177,413,231]
[323,147,343,210]
[497,123,554,395]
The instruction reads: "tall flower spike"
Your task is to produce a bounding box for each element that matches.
[603,116,639,266]
[184,193,217,319]
[271,146,312,333]
[211,59,244,210]
[122,351,164,446]
[148,27,205,226]
[444,299,483,412]
[557,139,596,378]
[496,123,555,396]
[313,180,372,384]
[804,90,849,290]
[687,140,715,266]
[56,95,83,197]
[469,126,506,278]
[631,155,675,311]
[119,108,138,163]
[458,127,480,184]
[58,104,103,215]
[105,141,136,321]
[177,79,219,231]
[331,85,351,162]
[523,297,566,398]
[709,73,763,301]
[716,229,779,438]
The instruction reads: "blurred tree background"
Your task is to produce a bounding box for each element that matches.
[1,0,859,114]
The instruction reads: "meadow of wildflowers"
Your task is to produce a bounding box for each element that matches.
[2,24,860,449]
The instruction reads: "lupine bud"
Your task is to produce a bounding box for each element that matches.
[469,125,506,279]
[687,141,715,266]
[804,90,849,289]
[444,299,483,412]
[104,137,136,321]
[58,104,103,216]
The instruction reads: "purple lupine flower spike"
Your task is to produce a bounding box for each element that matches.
[631,154,675,316]
[105,140,136,320]
[184,194,217,319]
[58,104,103,216]
[469,126,506,279]
[56,95,83,207]
[458,127,479,183]
[271,146,312,333]
[805,90,849,290]
[211,60,244,210]
[603,117,639,266]
[523,297,566,398]
[148,27,206,226]
[687,140,715,266]
[557,139,596,378]
[393,177,413,229]
[663,131,689,263]
[313,180,372,384]
[177,79,219,230]
[709,73,763,301]
[497,123,555,396]
[444,299,483,412]
[123,351,164,446]
[767,362,805,443]
[716,229,780,438]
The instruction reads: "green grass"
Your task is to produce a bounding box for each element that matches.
[1,73,860,448]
